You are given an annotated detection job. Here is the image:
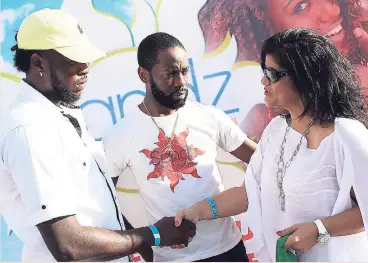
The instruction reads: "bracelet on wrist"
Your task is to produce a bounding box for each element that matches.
[206,197,219,219]
[149,225,161,246]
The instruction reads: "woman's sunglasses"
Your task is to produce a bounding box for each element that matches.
[263,68,289,83]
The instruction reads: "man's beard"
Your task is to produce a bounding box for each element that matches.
[150,78,188,110]
[48,71,80,104]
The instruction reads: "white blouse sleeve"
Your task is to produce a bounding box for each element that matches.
[239,117,282,260]
[335,118,368,239]
[247,116,282,185]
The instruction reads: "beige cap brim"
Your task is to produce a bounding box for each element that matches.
[55,42,106,63]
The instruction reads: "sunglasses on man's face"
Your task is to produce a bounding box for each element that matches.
[263,68,289,83]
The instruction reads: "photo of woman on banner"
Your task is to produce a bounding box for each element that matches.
[199,0,368,142]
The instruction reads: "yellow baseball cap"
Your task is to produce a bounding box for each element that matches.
[13,8,106,63]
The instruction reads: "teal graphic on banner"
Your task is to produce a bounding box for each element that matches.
[0,216,23,262]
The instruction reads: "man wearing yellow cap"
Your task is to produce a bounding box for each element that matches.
[0,9,195,262]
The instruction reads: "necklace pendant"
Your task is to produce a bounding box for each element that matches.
[279,189,286,212]
[280,196,285,212]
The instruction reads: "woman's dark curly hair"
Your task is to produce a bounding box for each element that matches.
[261,28,368,127]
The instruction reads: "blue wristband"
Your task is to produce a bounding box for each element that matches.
[149,225,161,246]
[207,197,219,219]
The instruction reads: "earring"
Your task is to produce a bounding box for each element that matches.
[40,72,43,77]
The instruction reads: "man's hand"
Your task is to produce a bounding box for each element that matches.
[278,222,318,253]
[154,217,196,247]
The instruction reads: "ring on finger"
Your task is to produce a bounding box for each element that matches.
[288,248,296,255]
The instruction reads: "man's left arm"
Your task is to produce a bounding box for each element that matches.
[214,108,257,163]
[229,137,257,163]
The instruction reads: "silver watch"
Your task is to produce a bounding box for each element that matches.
[314,219,330,244]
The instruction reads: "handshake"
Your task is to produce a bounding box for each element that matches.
[150,216,196,248]
[150,205,200,248]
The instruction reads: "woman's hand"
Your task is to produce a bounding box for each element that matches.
[278,222,318,253]
[174,205,202,227]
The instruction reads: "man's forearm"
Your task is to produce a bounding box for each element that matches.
[73,227,154,262]
[39,213,194,261]
[231,139,257,163]
[93,227,154,261]
[41,223,154,262]
[122,214,153,262]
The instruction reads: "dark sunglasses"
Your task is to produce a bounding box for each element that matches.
[263,68,289,83]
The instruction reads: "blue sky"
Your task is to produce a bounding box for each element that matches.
[1,0,137,64]
[1,0,64,63]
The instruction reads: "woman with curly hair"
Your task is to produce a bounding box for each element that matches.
[175,28,368,262]
[199,0,368,142]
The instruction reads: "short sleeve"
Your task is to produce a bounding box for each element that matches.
[1,125,77,226]
[103,126,130,178]
[212,107,248,152]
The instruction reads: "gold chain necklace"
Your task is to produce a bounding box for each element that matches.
[142,101,179,155]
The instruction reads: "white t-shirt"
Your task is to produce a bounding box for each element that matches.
[104,100,247,262]
[0,82,127,262]
[241,116,368,262]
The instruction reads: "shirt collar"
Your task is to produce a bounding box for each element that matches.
[18,80,80,115]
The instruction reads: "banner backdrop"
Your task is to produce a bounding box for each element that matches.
[1,0,368,261]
